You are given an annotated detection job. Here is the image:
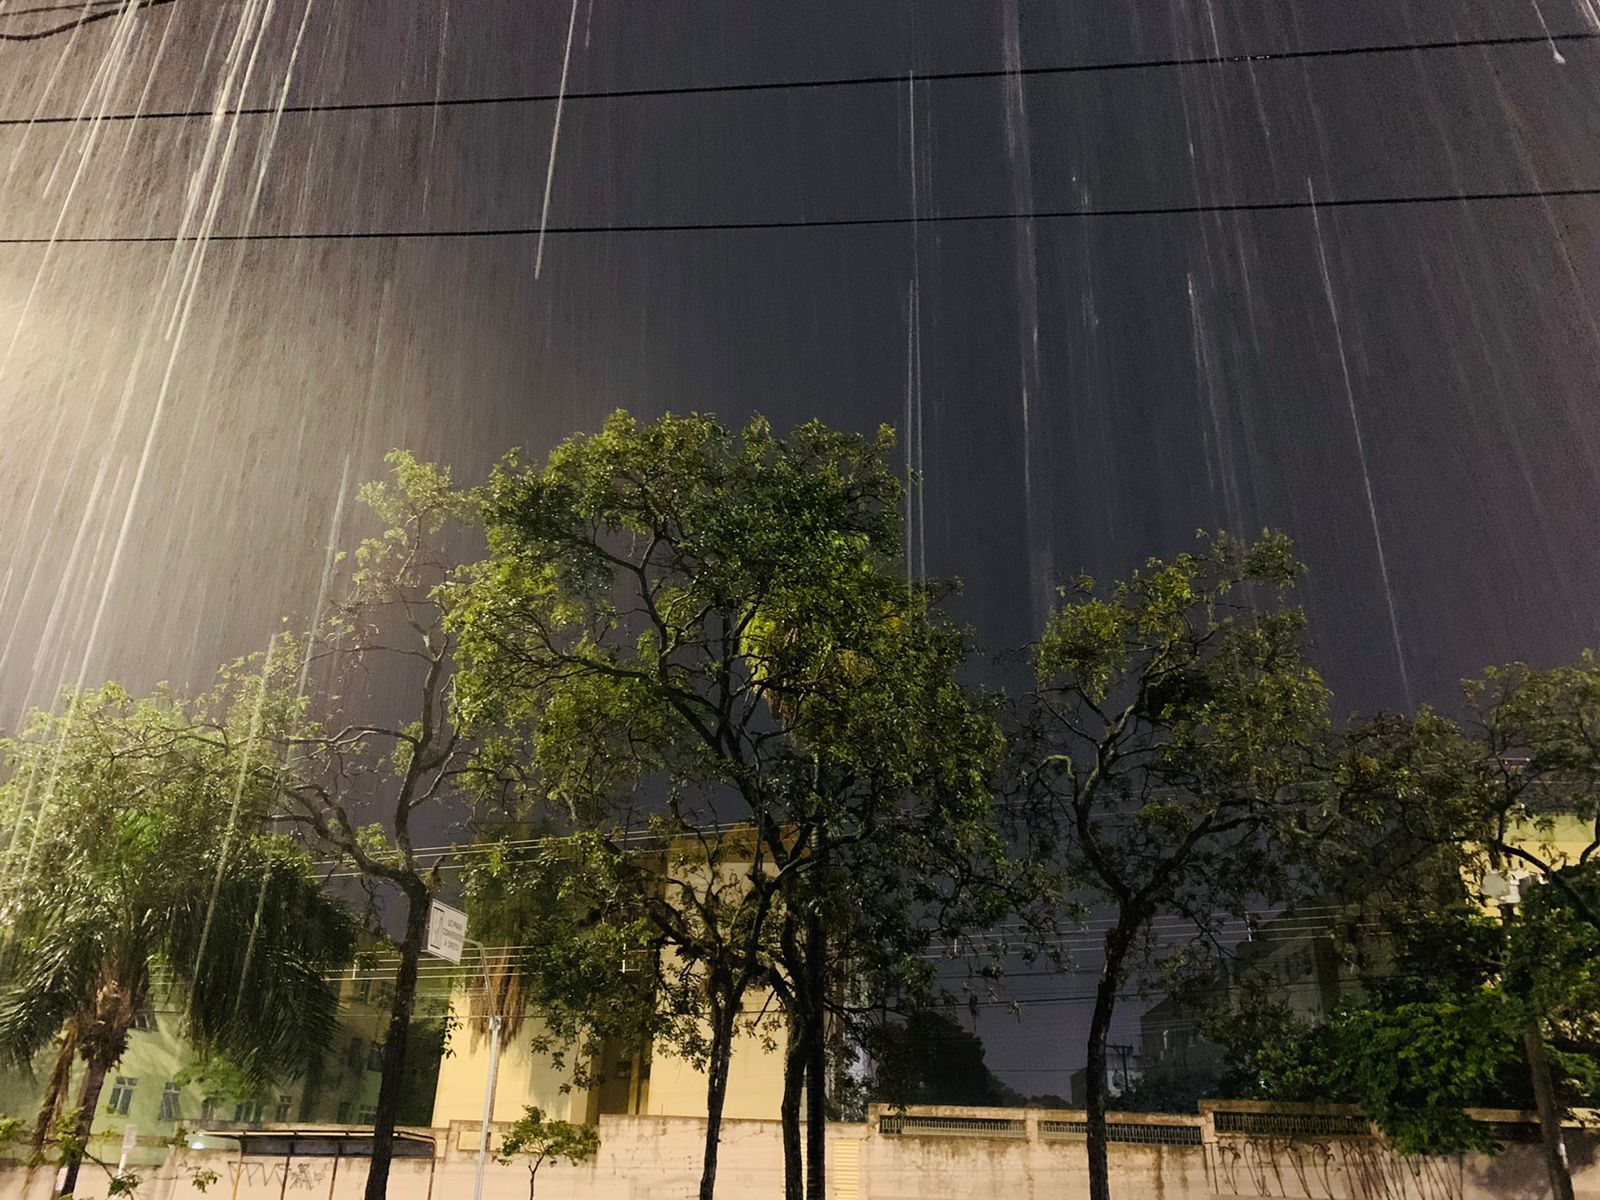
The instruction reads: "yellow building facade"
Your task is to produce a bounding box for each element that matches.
[430,994,788,1127]
[434,829,793,1125]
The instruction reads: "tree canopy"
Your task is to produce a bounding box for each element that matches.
[1017,531,1346,1200]
[0,677,355,1193]
[452,411,1001,1200]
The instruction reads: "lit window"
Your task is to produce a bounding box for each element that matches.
[158,1083,182,1123]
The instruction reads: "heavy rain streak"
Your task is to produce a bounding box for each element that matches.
[3,0,1600,1170]
[4,0,1600,730]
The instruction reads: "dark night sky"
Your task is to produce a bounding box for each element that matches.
[3,0,1600,1094]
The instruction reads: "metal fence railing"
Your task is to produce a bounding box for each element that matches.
[878,1115,1028,1139]
[1040,1120,1203,1147]
[1211,1111,1372,1140]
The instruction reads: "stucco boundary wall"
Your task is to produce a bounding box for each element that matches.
[2,1102,1595,1199]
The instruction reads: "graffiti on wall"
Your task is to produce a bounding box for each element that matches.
[1209,1137,1465,1200]
[217,1158,333,1191]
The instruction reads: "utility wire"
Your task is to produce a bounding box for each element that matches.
[2,30,1595,126]
[146,917,1377,988]
[12,185,1599,248]
[0,0,172,42]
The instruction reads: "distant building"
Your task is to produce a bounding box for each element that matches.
[434,835,792,1127]
[1139,908,1359,1091]
[1067,1050,1143,1108]
[0,965,446,1169]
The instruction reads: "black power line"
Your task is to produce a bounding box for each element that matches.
[3,185,1598,246]
[0,0,174,43]
[1,30,1596,127]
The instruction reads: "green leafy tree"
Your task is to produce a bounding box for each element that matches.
[1341,654,1600,929]
[0,679,356,1197]
[496,1106,599,1200]
[752,573,1003,1200]
[865,1009,1019,1108]
[274,451,486,1200]
[459,826,662,1098]
[1243,907,1526,1155]
[451,412,1001,1200]
[1247,887,1600,1176]
[1328,655,1600,1200]
[1017,532,1346,1200]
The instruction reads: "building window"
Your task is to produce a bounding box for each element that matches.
[200,1097,219,1123]
[158,1083,182,1123]
[131,1006,158,1033]
[233,1100,263,1125]
[354,976,372,1003]
[274,1095,292,1123]
[366,1042,386,1072]
[337,1102,352,1124]
[105,1077,137,1116]
[346,1037,364,1071]
[358,1106,377,1125]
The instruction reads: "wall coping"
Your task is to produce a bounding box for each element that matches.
[867,1104,1198,1126]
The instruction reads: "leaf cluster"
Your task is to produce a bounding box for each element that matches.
[0,678,355,1091]
[496,1104,599,1173]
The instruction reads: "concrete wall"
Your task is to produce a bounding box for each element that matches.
[6,1103,1594,1200]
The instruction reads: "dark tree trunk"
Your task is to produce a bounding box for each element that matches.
[364,885,429,1200]
[1086,917,1137,1200]
[781,1017,810,1200]
[1525,1026,1577,1200]
[804,916,827,1200]
[31,1027,75,1154]
[698,999,739,1200]
[58,1051,111,1197]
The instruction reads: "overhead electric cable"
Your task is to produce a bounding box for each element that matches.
[6,185,1600,246]
[2,30,1595,124]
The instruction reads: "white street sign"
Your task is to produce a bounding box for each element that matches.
[426,900,468,963]
[1480,869,1530,905]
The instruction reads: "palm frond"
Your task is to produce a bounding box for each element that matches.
[166,841,357,1088]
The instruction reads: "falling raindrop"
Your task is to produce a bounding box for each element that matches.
[193,630,279,976]
[1531,0,1569,64]
[534,0,581,280]
[1307,179,1414,709]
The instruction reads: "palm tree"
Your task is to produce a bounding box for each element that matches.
[0,681,357,1196]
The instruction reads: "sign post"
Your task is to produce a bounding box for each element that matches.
[117,1124,138,1175]
[472,1014,503,1200]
